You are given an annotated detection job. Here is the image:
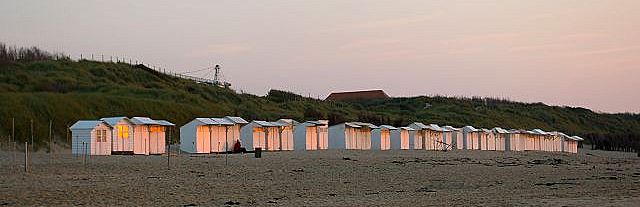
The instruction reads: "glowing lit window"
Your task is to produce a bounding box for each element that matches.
[117,125,129,139]
[150,126,164,133]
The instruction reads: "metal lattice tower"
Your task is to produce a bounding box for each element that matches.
[213,64,221,84]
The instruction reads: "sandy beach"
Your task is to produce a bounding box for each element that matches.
[1,147,638,206]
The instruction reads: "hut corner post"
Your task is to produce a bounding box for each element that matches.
[225,126,229,166]
[82,142,87,168]
[13,142,17,170]
[49,120,53,163]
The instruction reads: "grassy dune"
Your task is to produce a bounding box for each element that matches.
[0,58,639,150]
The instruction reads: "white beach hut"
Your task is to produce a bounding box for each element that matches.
[532,129,552,152]
[221,116,249,151]
[548,131,567,152]
[70,120,112,155]
[390,127,414,150]
[100,117,134,154]
[507,129,524,151]
[328,122,378,150]
[481,129,497,150]
[461,126,480,150]
[408,122,428,150]
[153,120,175,154]
[241,120,290,151]
[293,120,329,151]
[521,130,536,151]
[564,136,582,153]
[181,118,229,153]
[443,126,461,150]
[130,117,173,155]
[275,119,298,151]
[492,127,510,151]
[426,124,450,151]
[440,125,454,150]
[528,130,543,151]
[371,125,397,150]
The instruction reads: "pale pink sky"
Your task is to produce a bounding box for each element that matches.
[2,0,639,113]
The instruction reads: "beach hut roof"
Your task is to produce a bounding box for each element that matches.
[531,129,549,135]
[462,126,479,131]
[442,126,459,131]
[99,117,130,127]
[210,118,235,125]
[352,122,379,129]
[194,118,219,125]
[482,128,493,133]
[303,120,325,126]
[410,122,429,129]
[271,122,289,127]
[492,127,510,134]
[252,121,280,127]
[253,120,289,127]
[568,135,584,141]
[70,120,105,130]
[379,125,398,130]
[400,127,415,131]
[549,131,570,138]
[225,116,249,124]
[277,119,300,126]
[428,124,450,131]
[130,117,161,125]
[156,120,175,126]
[345,122,362,128]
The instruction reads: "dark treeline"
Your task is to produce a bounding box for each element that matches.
[0,43,69,63]
[585,133,640,153]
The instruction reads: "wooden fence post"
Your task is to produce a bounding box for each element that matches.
[24,142,28,173]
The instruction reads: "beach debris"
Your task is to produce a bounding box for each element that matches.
[534,182,576,186]
[415,187,437,193]
[292,168,304,172]
[528,158,567,165]
[391,160,405,164]
[224,201,240,205]
[328,193,337,197]
[267,200,277,204]
[599,176,619,180]
[364,191,380,195]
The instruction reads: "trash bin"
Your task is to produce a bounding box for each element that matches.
[255,147,262,158]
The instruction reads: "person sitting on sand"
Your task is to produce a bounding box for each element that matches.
[233,140,243,153]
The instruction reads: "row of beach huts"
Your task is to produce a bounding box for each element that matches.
[70,116,584,155]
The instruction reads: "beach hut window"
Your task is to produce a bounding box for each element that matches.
[97,129,107,142]
[117,125,129,139]
[150,126,164,132]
